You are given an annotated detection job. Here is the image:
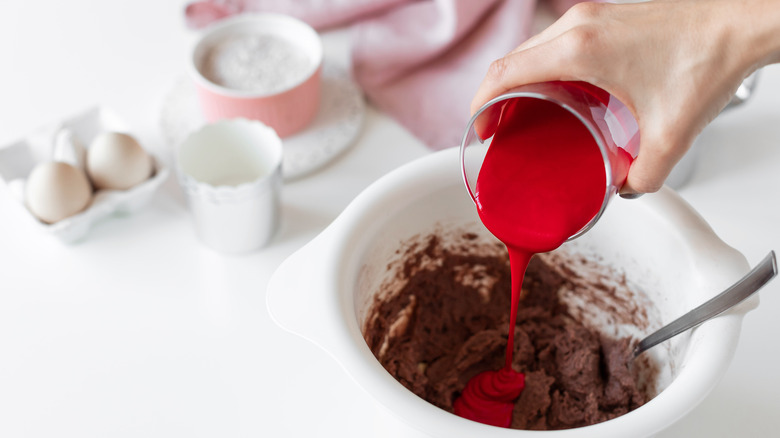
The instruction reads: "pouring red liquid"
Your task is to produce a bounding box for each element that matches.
[453,86,634,427]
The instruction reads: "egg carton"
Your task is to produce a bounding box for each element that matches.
[0,106,170,243]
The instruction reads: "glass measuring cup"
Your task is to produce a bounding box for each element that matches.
[460,81,640,241]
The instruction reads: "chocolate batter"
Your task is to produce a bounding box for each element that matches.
[363,232,657,430]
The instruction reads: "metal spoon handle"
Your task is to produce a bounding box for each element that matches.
[634,251,777,358]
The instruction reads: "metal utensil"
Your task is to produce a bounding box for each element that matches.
[633,250,777,358]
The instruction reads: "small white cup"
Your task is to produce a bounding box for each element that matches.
[177,119,282,254]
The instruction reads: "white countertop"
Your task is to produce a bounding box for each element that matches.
[1,1,779,436]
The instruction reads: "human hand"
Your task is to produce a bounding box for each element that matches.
[471,0,780,195]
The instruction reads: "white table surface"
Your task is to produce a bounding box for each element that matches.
[1,1,779,436]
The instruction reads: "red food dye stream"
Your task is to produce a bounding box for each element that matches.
[453,90,630,427]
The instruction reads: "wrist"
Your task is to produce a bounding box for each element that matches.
[741,0,780,68]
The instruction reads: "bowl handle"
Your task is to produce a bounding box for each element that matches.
[266,228,350,358]
[645,187,760,315]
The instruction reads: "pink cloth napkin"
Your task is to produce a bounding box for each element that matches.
[185,0,580,150]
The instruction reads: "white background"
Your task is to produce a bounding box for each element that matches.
[1,1,779,436]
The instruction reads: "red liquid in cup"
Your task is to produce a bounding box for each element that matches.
[454,91,632,427]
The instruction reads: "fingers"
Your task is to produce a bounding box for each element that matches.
[470,37,577,116]
[504,17,569,56]
[620,132,690,195]
[620,155,672,196]
[472,101,504,142]
[505,2,603,57]
[470,3,615,115]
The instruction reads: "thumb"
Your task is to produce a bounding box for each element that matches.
[620,128,692,195]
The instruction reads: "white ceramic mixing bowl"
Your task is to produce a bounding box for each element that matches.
[267,147,756,437]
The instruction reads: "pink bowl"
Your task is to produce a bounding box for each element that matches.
[188,14,323,138]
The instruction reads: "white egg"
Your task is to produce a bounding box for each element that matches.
[87,132,152,190]
[25,162,93,224]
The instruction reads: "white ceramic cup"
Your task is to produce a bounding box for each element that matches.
[177,119,282,254]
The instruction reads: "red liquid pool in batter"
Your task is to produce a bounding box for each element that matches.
[453,95,614,427]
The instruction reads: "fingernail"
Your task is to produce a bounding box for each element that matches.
[619,193,644,200]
